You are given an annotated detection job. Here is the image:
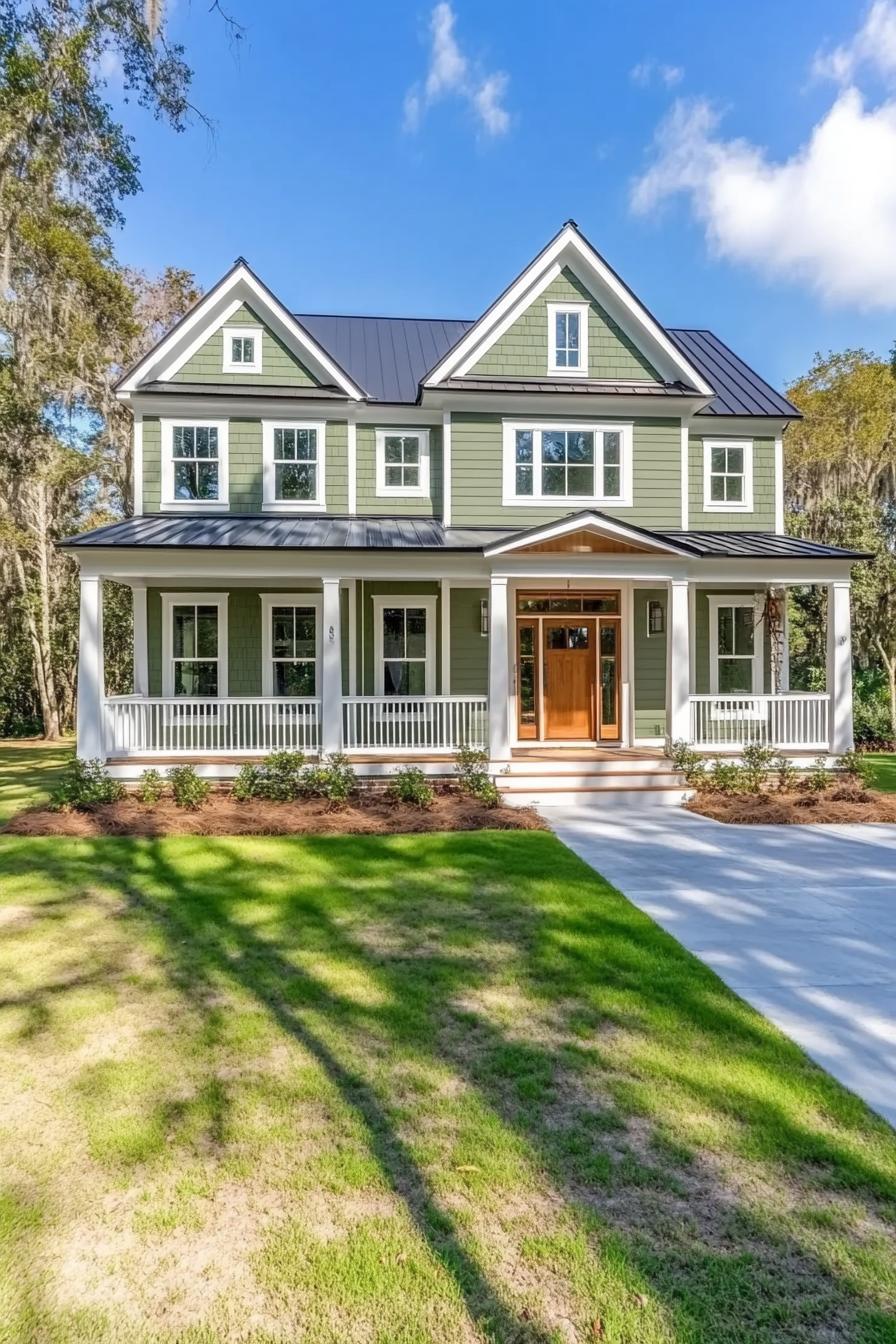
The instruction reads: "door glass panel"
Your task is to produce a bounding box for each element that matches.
[567,626,589,650]
[547,626,567,650]
[599,623,619,733]
[517,621,538,737]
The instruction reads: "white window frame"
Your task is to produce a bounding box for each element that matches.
[547,302,589,377]
[222,325,263,374]
[702,439,753,512]
[260,593,322,697]
[708,594,764,698]
[501,420,633,507]
[372,595,437,696]
[161,592,228,698]
[160,419,229,512]
[261,420,326,512]
[375,428,431,499]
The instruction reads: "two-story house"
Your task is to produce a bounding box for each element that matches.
[63,221,864,801]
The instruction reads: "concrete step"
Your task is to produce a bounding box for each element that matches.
[506,785,690,809]
[500,756,673,776]
[499,769,685,792]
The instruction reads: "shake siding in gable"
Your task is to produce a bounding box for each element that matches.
[355,424,443,517]
[449,413,681,529]
[688,436,776,531]
[469,268,660,382]
[172,304,320,386]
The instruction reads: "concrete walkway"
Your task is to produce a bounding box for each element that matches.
[540,806,896,1128]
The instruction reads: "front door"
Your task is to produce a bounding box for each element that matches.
[543,619,595,739]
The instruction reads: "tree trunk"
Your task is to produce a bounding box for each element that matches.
[874,637,896,740]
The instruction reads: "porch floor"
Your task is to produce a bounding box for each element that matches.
[509,746,667,762]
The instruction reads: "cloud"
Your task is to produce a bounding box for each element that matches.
[813,0,896,84]
[630,58,684,89]
[404,3,510,137]
[630,88,896,309]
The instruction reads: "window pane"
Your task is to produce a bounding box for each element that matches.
[567,432,593,465]
[195,427,209,457]
[568,626,589,649]
[196,607,218,658]
[296,429,316,461]
[515,464,533,496]
[583,595,620,613]
[402,437,419,464]
[515,430,533,463]
[276,462,315,500]
[718,658,752,693]
[542,464,566,495]
[294,611,316,657]
[547,626,567,649]
[384,437,403,463]
[196,462,219,499]
[566,312,579,351]
[711,447,726,473]
[174,462,197,499]
[404,465,419,488]
[519,660,535,719]
[384,661,409,695]
[174,661,217,697]
[519,627,534,656]
[173,426,191,456]
[405,609,427,657]
[726,446,743,474]
[542,430,566,465]
[385,465,403,488]
[733,607,755,656]
[603,465,621,496]
[603,431,620,464]
[726,476,743,503]
[710,475,726,502]
[232,337,243,363]
[718,607,734,656]
[275,428,295,460]
[382,609,405,658]
[272,609,294,658]
[275,662,315,696]
[173,607,195,658]
[567,465,594,496]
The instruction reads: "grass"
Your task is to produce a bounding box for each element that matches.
[0,740,72,825]
[0,746,895,1342]
[864,753,896,793]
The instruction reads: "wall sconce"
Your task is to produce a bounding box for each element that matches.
[480,598,489,637]
[647,599,664,636]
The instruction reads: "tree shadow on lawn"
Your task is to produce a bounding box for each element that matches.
[4,831,896,1343]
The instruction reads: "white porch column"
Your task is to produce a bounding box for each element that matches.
[488,575,511,762]
[132,583,148,696]
[666,578,691,745]
[321,577,343,755]
[76,574,105,760]
[827,580,854,755]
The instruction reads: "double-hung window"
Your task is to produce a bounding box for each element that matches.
[503,422,630,505]
[709,597,763,695]
[547,303,588,375]
[261,595,320,696]
[161,594,228,697]
[373,597,436,696]
[375,429,430,498]
[262,421,325,511]
[222,325,262,373]
[161,421,229,510]
[703,439,753,511]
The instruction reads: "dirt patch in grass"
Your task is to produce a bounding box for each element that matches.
[7,788,545,838]
[687,788,896,825]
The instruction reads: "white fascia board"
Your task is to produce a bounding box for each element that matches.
[68,547,490,584]
[119,265,364,399]
[420,389,711,419]
[123,392,446,423]
[425,225,714,396]
[483,511,693,558]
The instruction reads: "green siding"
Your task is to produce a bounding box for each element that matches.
[450,413,681,529]
[172,304,320,386]
[229,420,263,512]
[449,588,488,693]
[633,589,667,738]
[355,424,443,517]
[694,589,771,695]
[142,416,161,512]
[470,268,660,382]
[689,436,776,531]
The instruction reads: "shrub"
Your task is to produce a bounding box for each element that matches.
[473,779,501,809]
[388,766,435,809]
[300,753,357,805]
[741,742,777,795]
[453,745,500,805]
[802,757,832,794]
[231,763,261,802]
[52,758,125,810]
[136,768,165,805]
[705,758,745,795]
[168,764,211,809]
[837,749,874,788]
[668,739,706,787]
[774,754,800,794]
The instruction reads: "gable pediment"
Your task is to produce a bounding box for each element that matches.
[483,511,693,559]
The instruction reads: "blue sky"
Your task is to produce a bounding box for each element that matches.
[110,0,896,389]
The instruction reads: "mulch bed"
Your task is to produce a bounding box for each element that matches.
[687,787,896,826]
[6,788,545,838]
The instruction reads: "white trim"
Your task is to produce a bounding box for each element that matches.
[371,595,437,696]
[160,419,230,511]
[680,422,689,529]
[347,418,357,515]
[133,414,144,516]
[259,593,322,697]
[484,509,692,558]
[707,594,763,695]
[76,575,105,760]
[261,420,326,512]
[161,592,228,698]
[120,263,364,399]
[374,428,431,499]
[440,579,450,694]
[774,434,784,534]
[702,438,754,513]
[501,420,633,508]
[442,410,452,527]
[222,324,263,374]
[546,301,589,377]
[425,224,714,396]
[321,577,343,754]
[132,584,148,696]
[347,578,358,695]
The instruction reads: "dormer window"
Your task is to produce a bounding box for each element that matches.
[547,303,588,376]
[222,325,263,374]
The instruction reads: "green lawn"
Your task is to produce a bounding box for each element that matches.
[864,753,896,793]
[0,750,895,1342]
[0,740,72,825]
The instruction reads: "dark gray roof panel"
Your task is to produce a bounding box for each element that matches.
[667,330,800,418]
[663,531,865,559]
[140,380,347,399]
[296,314,473,404]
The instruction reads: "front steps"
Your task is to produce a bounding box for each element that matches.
[495,752,689,808]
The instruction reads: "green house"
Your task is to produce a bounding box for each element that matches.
[63,222,865,801]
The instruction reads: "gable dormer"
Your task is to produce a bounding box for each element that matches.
[171,302,321,387]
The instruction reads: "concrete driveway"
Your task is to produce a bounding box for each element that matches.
[540,806,896,1128]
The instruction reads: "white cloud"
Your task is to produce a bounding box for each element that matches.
[813,0,896,84]
[97,47,124,83]
[404,3,510,137]
[630,58,684,89]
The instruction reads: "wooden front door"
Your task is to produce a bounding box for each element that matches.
[543,619,595,740]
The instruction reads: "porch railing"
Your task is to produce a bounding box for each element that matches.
[342,695,488,753]
[104,695,321,757]
[689,693,831,751]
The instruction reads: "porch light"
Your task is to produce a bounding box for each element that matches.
[480,598,489,637]
[648,599,664,636]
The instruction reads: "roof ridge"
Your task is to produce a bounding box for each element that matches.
[295,311,474,325]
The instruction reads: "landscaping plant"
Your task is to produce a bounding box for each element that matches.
[387,766,435,809]
[300,753,357,805]
[803,757,833,794]
[136,768,165,805]
[231,763,262,802]
[705,758,745,795]
[453,745,499,805]
[51,758,125,810]
[168,765,211,810]
[837,749,874,788]
[231,751,306,802]
[669,739,706,787]
[741,742,778,794]
[774,753,800,793]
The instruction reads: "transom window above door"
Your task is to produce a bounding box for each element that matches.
[547,303,589,375]
[373,596,437,696]
[161,420,229,511]
[375,429,430,498]
[703,439,753,511]
[261,596,320,696]
[222,325,262,373]
[262,421,325,511]
[503,422,631,505]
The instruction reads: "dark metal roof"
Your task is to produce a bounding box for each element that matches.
[668,330,800,418]
[441,377,693,397]
[139,380,347,399]
[61,513,866,560]
[296,314,473,404]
